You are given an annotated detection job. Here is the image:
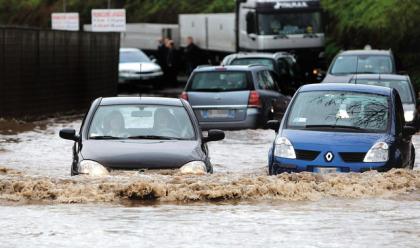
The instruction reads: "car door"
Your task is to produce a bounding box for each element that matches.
[394,92,411,167]
[255,70,288,120]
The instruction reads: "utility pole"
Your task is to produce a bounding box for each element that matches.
[107,0,111,9]
[63,0,66,12]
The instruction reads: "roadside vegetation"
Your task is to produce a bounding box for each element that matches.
[1,0,419,88]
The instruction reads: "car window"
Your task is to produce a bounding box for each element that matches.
[257,70,276,90]
[189,71,252,92]
[230,58,275,71]
[277,58,289,76]
[120,50,150,63]
[287,91,390,133]
[88,105,195,140]
[331,55,393,74]
[351,79,414,104]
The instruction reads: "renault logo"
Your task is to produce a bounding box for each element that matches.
[324,152,334,162]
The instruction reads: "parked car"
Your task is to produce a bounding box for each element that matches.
[221,52,301,95]
[181,65,290,130]
[322,49,396,83]
[349,74,416,123]
[118,48,164,89]
[267,83,416,175]
[59,97,225,176]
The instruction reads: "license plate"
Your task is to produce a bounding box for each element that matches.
[203,109,234,119]
[314,167,339,174]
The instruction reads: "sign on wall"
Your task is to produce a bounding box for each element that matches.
[91,9,126,32]
[51,13,79,31]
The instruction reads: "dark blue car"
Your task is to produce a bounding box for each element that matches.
[267,83,416,174]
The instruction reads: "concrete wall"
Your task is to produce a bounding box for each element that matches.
[0,27,120,119]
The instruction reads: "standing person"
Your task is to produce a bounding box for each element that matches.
[157,38,168,85]
[184,36,202,76]
[166,40,178,86]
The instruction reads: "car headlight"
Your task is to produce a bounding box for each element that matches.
[363,142,389,163]
[79,160,109,176]
[404,110,415,122]
[179,161,207,175]
[274,137,296,159]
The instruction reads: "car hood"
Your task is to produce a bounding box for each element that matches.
[81,140,203,169]
[322,74,354,83]
[281,129,389,152]
[119,62,161,73]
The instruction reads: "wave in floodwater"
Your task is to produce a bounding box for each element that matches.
[0,166,419,204]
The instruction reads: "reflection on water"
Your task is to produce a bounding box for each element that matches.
[0,117,420,247]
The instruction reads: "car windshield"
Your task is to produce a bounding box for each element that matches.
[230,58,275,70]
[331,55,393,75]
[258,12,322,35]
[287,91,389,132]
[120,50,150,63]
[189,71,251,92]
[88,105,195,140]
[351,79,414,104]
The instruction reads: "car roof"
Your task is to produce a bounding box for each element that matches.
[226,52,291,59]
[299,83,392,96]
[99,97,184,106]
[339,49,392,56]
[351,74,408,81]
[193,65,267,72]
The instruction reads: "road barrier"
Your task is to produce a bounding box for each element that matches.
[0,26,119,119]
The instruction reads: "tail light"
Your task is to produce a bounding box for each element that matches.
[180,91,188,101]
[248,91,261,108]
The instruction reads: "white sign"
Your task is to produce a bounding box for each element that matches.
[51,13,79,31]
[91,9,126,32]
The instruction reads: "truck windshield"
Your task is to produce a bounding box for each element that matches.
[287,91,389,133]
[258,12,322,35]
[331,55,393,75]
[230,58,275,70]
[189,71,252,92]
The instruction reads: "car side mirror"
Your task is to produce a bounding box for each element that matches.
[59,129,79,141]
[203,129,225,143]
[267,120,280,132]
[403,125,416,137]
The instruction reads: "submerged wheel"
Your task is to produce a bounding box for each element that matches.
[409,145,415,170]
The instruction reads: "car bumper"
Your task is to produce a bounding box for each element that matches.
[119,71,163,84]
[199,109,261,130]
[272,156,393,173]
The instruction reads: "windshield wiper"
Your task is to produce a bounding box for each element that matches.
[90,135,124,140]
[305,124,363,131]
[127,135,184,140]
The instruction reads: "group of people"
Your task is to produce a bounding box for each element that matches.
[156,36,204,86]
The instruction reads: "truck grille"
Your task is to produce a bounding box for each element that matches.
[295,149,320,161]
[339,152,366,163]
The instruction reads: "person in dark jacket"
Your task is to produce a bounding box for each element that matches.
[184,36,202,76]
[166,40,178,86]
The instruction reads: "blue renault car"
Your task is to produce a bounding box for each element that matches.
[267,83,416,174]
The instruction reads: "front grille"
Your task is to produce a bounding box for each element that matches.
[339,152,366,163]
[295,149,320,161]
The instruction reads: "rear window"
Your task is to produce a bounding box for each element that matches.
[330,55,393,75]
[188,71,252,92]
[230,58,275,71]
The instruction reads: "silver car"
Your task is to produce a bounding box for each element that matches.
[181,65,289,130]
[119,48,163,88]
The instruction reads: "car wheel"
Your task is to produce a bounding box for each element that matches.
[409,145,415,170]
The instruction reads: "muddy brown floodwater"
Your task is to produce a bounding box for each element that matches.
[0,117,419,247]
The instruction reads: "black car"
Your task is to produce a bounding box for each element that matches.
[221,52,302,94]
[59,97,225,176]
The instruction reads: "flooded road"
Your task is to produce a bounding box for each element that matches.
[0,117,419,247]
